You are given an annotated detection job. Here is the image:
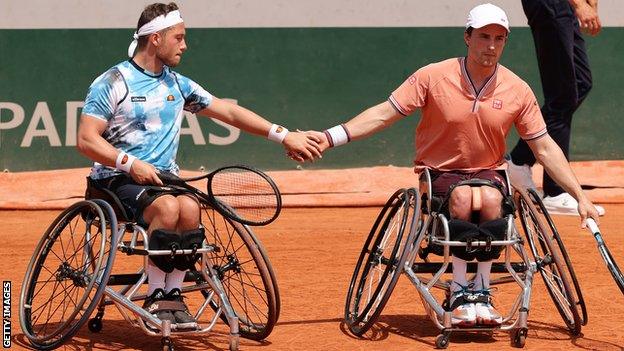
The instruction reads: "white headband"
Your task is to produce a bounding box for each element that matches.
[127,10,184,57]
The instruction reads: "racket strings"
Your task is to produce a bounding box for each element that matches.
[210,170,279,223]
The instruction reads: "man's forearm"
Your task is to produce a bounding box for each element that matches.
[531,137,585,200]
[343,101,403,141]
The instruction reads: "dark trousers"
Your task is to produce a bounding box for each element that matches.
[510,0,593,197]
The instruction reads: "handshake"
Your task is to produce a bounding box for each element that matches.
[282,130,329,162]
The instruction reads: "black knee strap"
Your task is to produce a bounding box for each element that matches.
[448,219,481,261]
[475,218,507,262]
[448,218,508,262]
[148,229,181,273]
[173,228,205,271]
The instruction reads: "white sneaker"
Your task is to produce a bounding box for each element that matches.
[449,290,477,327]
[473,290,503,326]
[507,159,538,192]
[542,193,606,216]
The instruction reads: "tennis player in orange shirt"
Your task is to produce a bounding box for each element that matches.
[307,3,600,326]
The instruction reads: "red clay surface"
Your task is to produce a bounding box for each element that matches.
[2,206,623,351]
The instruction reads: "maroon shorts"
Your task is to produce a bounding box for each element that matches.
[429,169,508,198]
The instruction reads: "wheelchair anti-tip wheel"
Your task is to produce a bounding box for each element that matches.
[344,188,420,336]
[201,205,279,341]
[19,200,116,350]
[516,190,583,335]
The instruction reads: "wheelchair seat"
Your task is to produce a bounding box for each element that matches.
[418,169,515,260]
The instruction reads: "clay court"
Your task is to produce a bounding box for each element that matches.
[1,165,623,351]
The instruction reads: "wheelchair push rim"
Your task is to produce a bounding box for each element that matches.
[344,188,419,336]
[527,188,588,326]
[201,205,278,341]
[516,190,583,335]
[19,200,116,348]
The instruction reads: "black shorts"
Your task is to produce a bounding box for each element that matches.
[90,173,192,227]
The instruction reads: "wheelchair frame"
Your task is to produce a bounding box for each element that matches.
[20,187,279,351]
[345,169,586,349]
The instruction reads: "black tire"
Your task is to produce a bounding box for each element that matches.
[87,318,102,333]
[201,205,278,341]
[527,189,588,326]
[511,328,527,348]
[516,190,582,335]
[240,222,281,321]
[344,188,420,336]
[435,334,450,349]
[19,201,117,350]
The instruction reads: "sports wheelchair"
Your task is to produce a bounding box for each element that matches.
[19,166,281,351]
[345,169,586,348]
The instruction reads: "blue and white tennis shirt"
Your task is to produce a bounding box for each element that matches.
[83,59,212,179]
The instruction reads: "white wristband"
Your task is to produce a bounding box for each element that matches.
[268,124,289,143]
[324,124,351,147]
[115,151,136,173]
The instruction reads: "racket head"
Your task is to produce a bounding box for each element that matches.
[207,165,282,226]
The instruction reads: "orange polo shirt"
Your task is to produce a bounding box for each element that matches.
[389,57,546,172]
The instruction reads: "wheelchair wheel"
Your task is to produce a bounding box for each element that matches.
[527,189,587,326]
[19,201,117,350]
[344,188,419,336]
[201,205,278,341]
[516,190,582,335]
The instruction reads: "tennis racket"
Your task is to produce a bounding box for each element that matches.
[158,165,282,226]
[586,218,624,294]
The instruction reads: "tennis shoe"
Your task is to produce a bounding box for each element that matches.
[449,290,477,327]
[142,288,176,326]
[473,290,503,326]
[542,193,605,216]
[166,288,198,330]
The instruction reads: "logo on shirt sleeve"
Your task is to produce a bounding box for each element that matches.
[166,94,175,101]
[408,75,417,85]
[492,99,503,110]
[131,96,147,102]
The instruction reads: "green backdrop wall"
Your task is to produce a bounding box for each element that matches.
[1,27,622,172]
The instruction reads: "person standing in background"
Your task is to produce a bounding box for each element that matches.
[507,0,605,216]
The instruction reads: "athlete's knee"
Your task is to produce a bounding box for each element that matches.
[480,187,502,209]
[449,186,472,219]
[176,195,200,230]
[144,195,181,228]
[479,187,503,221]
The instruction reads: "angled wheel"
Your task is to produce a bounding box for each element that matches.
[527,189,587,326]
[19,201,117,350]
[201,205,278,341]
[516,190,582,335]
[344,188,420,336]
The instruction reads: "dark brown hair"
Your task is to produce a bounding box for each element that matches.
[136,2,179,49]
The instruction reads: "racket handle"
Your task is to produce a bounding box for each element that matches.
[586,218,600,234]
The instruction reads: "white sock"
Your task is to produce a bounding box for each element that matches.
[474,261,493,291]
[165,269,187,292]
[146,262,166,295]
[451,256,468,293]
